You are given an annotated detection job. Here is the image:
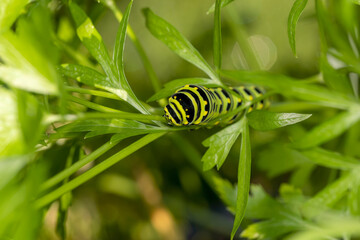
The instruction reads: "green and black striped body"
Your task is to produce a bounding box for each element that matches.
[164,85,269,126]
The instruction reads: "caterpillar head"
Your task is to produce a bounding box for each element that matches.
[164,103,182,126]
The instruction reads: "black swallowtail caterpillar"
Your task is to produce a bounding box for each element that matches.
[164,85,270,126]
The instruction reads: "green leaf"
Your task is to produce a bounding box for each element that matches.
[231,120,251,240]
[242,218,303,240]
[288,0,308,57]
[213,176,236,214]
[113,0,132,73]
[257,145,310,178]
[59,64,110,89]
[0,32,58,94]
[246,185,296,219]
[221,70,355,109]
[147,78,219,102]
[320,54,353,95]
[300,148,360,170]
[0,0,28,32]
[16,91,44,151]
[0,156,27,190]
[213,0,222,72]
[247,111,311,131]
[352,0,360,5]
[69,2,147,114]
[201,119,243,171]
[304,168,360,212]
[143,8,219,82]
[207,0,234,14]
[292,107,360,149]
[0,88,25,157]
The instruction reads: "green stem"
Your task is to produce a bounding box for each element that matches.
[65,86,121,100]
[67,95,122,113]
[40,139,121,192]
[44,112,167,126]
[35,132,166,208]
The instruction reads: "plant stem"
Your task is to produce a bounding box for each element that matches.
[44,112,167,125]
[67,95,122,113]
[34,132,166,209]
[65,86,121,100]
[40,139,121,192]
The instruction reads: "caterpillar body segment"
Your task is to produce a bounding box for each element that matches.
[164,85,269,126]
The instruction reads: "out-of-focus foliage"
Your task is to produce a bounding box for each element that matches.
[1,0,360,239]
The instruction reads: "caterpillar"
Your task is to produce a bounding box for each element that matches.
[164,85,269,126]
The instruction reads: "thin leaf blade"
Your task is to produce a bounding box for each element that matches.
[143,8,219,82]
[231,120,251,240]
[247,111,311,131]
[288,0,309,56]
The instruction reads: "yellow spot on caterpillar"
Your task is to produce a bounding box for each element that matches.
[249,96,254,100]
[185,85,190,87]
[174,96,177,99]
[215,121,220,125]
[204,111,208,115]
[186,115,190,118]
[185,109,188,111]
[204,101,208,105]
[194,87,198,90]
[248,107,253,112]
[227,98,231,103]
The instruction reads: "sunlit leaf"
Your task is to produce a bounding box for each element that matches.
[288,0,308,56]
[59,64,110,89]
[0,88,25,157]
[69,2,147,113]
[231,120,251,240]
[143,8,219,82]
[0,32,58,94]
[247,111,311,131]
[201,118,243,171]
[0,0,28,32]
